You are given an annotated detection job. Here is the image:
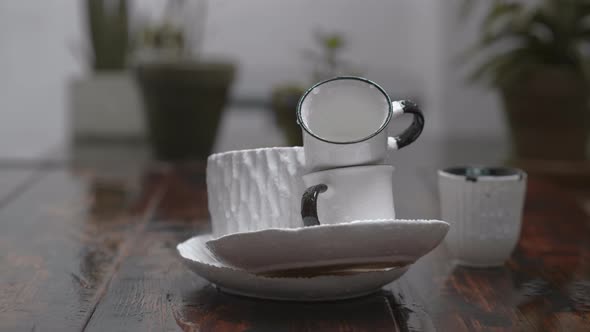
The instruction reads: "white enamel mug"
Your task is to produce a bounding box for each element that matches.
[438,166,527,267]
[301,165,395,226]
[297,76,424,172]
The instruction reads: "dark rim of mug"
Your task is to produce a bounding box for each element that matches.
[440,166,526,182]
[296,76,393,145]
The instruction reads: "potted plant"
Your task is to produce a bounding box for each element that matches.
[70,0,145,142]
[134,0,236,161]
[271,32,354,146]
[270,84,306,146]
[464,0,590,161]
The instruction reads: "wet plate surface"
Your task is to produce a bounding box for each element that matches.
[179,234,411,301]
[206,219,448,274]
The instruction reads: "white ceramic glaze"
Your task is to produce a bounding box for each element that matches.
[206,147,306,237]
[206,219,450,274]
[301,124,401,172]
[438,167,527,267]
[297,77,423,172]
[177,234,410,301]
[302,165,395,225]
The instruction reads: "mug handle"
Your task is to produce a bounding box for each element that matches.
[387,100,425,150]
[301,184,327,226]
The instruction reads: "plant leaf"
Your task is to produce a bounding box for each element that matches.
[481,2,523,36]
[493,51,541,88]
[462,0,590,84]
[468,47,539,87]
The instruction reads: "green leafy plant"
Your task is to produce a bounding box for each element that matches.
[138,23,185,57]
[135,0,208,62]
[304,32,358,81]
[86,0,130,71]
[463,0,590,89]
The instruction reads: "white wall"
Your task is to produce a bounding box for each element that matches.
[0,1,81,158]
[204,1,422,93]
[0,0,504,158]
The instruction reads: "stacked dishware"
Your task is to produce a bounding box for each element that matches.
[296,77,423,226]
[177,77,450,301]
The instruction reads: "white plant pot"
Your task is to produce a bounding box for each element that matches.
[69,72,145,142]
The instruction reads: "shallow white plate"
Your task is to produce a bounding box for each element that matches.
[177,234,410,301]
[206,219,449,274]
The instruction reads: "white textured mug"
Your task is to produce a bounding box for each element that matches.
[301,165,396,226]
[438,166,527,267]
[206,147,306,236]
[297,76,424,172]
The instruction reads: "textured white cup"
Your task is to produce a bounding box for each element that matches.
[206,147,306,237]
[302,165,396,225]
[438,167,527,267]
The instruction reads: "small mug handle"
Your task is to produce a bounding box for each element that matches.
[387,100,425,150]
[301,184,327,226]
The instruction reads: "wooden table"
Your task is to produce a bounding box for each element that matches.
[0,141,589,331]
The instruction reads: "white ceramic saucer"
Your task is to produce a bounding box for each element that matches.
[177,234,410,301]
[206,219,449,274]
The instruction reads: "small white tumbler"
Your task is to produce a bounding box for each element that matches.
[438,166,527,267]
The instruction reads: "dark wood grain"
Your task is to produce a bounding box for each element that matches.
[84,222,204,332]
[83,167,211,332]
[83,167,402,332]
[383,178,590,332]
[0,170,161,331]
[1,140,589,331]
[85,222,401,332]
[0,169,43,209]
[82,164,590,332]
[176,289,399,332]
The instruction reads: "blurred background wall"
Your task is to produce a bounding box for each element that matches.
[0,0,508,159]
